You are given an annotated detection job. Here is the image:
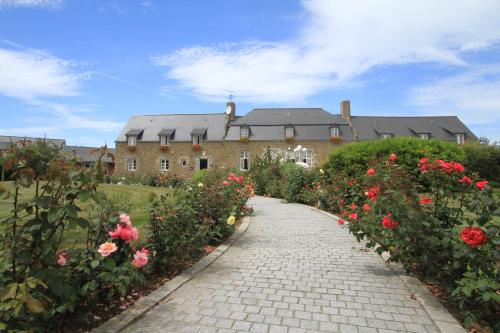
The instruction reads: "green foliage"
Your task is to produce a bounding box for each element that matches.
[325,137,465,177]
[281,163,306,202]
[0,142,144,331]
[147,170,253,272]
[249,147,283,197]
[462,141,500,183]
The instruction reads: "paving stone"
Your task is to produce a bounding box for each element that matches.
[117,197,463,333]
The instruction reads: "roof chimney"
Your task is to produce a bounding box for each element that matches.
[226,101,236,122]
[340,100,351,120]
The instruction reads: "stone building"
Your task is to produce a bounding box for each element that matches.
[114,100,476,177]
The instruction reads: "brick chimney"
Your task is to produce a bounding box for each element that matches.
[226,101,236,122]
[340,100,351,120]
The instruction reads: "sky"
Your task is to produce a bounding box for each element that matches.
[1,0,500,147]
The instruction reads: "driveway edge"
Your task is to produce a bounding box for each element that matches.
[92,216,251,333]
[306,204,466,333]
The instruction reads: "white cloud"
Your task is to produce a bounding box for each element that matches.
[0,47,85,100]
[153,0,500,103]
[410,64,500,125]
[0,0,62,8]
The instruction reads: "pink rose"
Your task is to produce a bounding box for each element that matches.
[367,168,376,176]
[338,219,344,225]
[119,213,131,226]
[57,252,68,266]
[389,153,397,161]
[223,180,229,186]
[109,225,139,242]
[132,248,149,268]
[98,242,118,257]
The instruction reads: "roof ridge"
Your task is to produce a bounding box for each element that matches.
[130,113,226,117]
[352,115,458,118]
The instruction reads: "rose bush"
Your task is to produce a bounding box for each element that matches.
[323,154,499,329]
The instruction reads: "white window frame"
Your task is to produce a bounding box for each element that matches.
[240,127,249,139]
[240,151,250,171]
[160,135,170,146]
[456,133,465,145]
[192,135,203,145]
[419,133,429,140]
[303,149,313,167]
[160,159,169,171]
[285,127,294,139]
[127,135,137,146]
[381,133,392,139]
[285,150,295,163]
[330,127,340,138]
[127,158,137,171]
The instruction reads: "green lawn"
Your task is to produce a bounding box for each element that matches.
[0,182,169,246]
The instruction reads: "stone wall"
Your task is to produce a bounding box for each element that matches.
[115,140,345,177]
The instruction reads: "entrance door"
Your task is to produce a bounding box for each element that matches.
[199,158,208,170]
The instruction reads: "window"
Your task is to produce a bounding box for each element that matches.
[181,160,187,167]
[127,158,137,171]
[330,127,340,138]
[419,133,429,140]
[160,159,169,171]
[285,127,294,139]
[160,135,169,146]
[240,151,250,171]
[303,150,313,167]
[192,135,203,145]
[456,133,465,145]
[285,150,295,163]
[127,135,137,146]
[240,127,249,139]
[380,133,392,139]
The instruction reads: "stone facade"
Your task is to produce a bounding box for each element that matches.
[115,140,344,177]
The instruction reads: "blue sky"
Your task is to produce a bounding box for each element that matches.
[1,0,500,147]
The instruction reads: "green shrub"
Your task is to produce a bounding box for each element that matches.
[0,142,145,331]
[249,147,283,197]
[281,163,306,202]
[462,141,500,183]
[325,137,465,177]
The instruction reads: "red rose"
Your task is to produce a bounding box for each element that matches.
[419,157,428,165]
[348,179,355,186]
[382,215,398,229]
[341,211,348,217]
[475,180,488,190]
[365,186,381,201]
[460,227,487,247]
[338,219,344,225]
[389,153,397,161]
[458,176,472,185]
[362,203,372,212]
[367,168,376,176]
[420,197,432,205]
[349,213,358,220]
[350,203,358,210]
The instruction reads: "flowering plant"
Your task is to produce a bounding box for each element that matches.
[192,143,201,151]
[330,136,342,144]
[159,144,169,151]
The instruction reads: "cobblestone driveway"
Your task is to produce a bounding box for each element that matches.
[122,197,459,333]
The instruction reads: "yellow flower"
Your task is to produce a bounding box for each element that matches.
[319,168,324,174]
[198,182,204,187]
[227,215,236,226]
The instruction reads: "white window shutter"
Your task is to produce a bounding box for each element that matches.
[208,159,213,169]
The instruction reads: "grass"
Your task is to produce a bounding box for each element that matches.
[0,182,169,247]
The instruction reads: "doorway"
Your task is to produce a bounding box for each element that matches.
[199,158,208,170]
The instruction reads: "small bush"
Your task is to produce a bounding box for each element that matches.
[281,163,306,202]
[462,141,500,183]
[249,147,283,197]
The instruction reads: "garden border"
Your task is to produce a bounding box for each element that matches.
[306,204,466,333]
[92,216,252,333]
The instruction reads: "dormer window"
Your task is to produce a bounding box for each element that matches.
[127,136,137,146]
[160,135,169,146]
[285,127,294,139]
[456,133,465,145]
[192,135,203,145]
[419,133,429,140]
[330,127,340,138]
[240,127,249,139]
[380,133,392,139]
[191,128,207,146]
[125,129,143,147]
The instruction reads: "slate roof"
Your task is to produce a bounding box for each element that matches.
[350,116,476,141]
[116,114,227,142]
[0,135,66,150]
[62,146,115,163]
[231,108,349,126]
[227,108,353,141]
